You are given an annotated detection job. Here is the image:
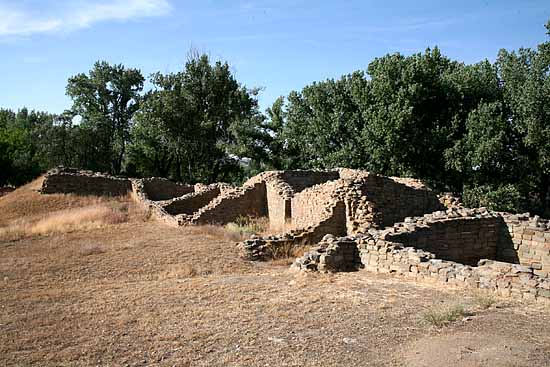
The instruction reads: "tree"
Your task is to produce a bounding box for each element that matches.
[130,53,265,183]
[270,72,368,170]
[66,61,144,174]
[494,22,550,215]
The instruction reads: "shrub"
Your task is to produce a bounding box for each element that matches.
[463,184,522,212]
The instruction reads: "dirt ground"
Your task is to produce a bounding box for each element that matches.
[1,218,549,367]
[1,181,549,366]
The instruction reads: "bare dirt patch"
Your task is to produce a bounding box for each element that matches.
[1,219,549,366]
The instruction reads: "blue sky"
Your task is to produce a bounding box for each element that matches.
[1,0,549,113]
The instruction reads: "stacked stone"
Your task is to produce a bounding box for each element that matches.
[190,182,267,225]
[138,177,194,201]
[498,213,550,277]
[162,186,221,215]
[438,192,464,209]
[292,234,361,272]
[41,167,131,196]
[238,212,344,261]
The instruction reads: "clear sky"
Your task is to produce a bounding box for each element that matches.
[1,0,549,114]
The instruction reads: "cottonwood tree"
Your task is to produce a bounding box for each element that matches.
[130,53,266,183]
[66,61,144,174]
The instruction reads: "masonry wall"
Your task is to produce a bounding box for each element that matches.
[364,175,443,229]
[140,178,194,201]
[357,239,550,301]
[293,231,550,302]
[41,169,131,196]
[266,184,291,232]
[291,180,343,230]
[239,201,347,260]
[163,187,221,215]
[280,171,340,193]
[385,217,500,266]
[192,183,267,225]
[498,214,550,277]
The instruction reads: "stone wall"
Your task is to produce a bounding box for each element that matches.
[161,186,220,215]
[385,214,500,266]
[291,180,344,230]
[292,234,361,272]
[265,183,292,232]
[293,228,550,302]
[41,167,131,196]
[357,237,549,301]
[342,173,443,234]
[140,178,194,201]
[363,174,443,229]
[239,201,347,260]
[191,182,267,225]
[250,170,340,232]
[279,170,340,193]
[498,213,550,277]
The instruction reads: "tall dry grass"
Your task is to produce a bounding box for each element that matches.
[0,201,147,241]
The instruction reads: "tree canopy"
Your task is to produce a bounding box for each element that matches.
[1,21,550,216]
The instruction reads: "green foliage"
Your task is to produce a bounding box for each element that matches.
[66,61,144,174]
[0,108,54,186]
[463,184,523,212]
[2,22,550,217]
[129,53,265,183]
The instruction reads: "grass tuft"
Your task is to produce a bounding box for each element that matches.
[421,303,468,327]
[225,215,269,237]
[472,290,497,309]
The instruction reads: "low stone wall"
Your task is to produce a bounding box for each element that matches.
[239,201,347,261]
[498,213,550,277]
[191,182,267,225]
[293,230,550,302]
[140,177,194,201]
[292,234,361,272]
[384,212,500,266]
[162,187,221,215]
[358,238,549,301]
[41,167,131,196]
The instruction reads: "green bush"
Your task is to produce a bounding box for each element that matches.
[463,184,522,212]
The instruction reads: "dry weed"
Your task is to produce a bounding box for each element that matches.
[186,225,244,242]
[472,290,497,309]
[225,216,269,237]
[421,303,468,327]
[0,201,144,241]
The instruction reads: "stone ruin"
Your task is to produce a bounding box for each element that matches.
[40,167,550,302]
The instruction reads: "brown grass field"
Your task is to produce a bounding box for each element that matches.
[1,179,549,366]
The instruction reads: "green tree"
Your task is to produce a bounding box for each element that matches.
[66,61,144,174]
[130,53,264,183]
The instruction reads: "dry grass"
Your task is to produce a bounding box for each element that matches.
[185,224,245,242]
[266,241,309,261]
[472,290,498,310]
[0,186,148,242]
[421,303,469,327]
[79,243,108,256]
[225,215,269,237]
